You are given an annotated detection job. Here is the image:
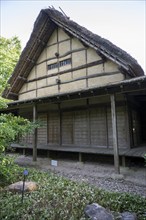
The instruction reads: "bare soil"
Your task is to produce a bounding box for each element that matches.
[15,155,146,198]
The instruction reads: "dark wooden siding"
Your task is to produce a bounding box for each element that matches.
[90,108,107,147]
[46,106,129,148]
[107,106,129,148]
[37,114,47,144]
[117,106,129,148]
[19,104,130,149]
[62,112,73,144]
[20,132,33,144]
[74,110,89,146]
[48,112,60,144]
[107,108,113,147]
[131,110,141,146]
[19,115,33,144]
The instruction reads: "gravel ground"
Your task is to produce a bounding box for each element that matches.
[15,155,146,198]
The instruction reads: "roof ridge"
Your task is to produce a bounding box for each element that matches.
[2,7,144,100]
[43,8,144,77]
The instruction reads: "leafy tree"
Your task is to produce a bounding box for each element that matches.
[0,37,37,185]
[0,36,21,94]
[0,36,21,108]
[0,114,37,186]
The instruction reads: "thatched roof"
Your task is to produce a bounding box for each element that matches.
[2,7,144,100]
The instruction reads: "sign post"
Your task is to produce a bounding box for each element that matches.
[21,169,29,203]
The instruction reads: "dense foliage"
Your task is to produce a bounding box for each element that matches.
[0,114,35,152]
[0,37,37,186]
[0,36,21,107]
[0,155,23,187]
[0,36,21,94]
[0,167,146,220]
[0,113,37,185]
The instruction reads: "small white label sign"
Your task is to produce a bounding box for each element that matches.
[51,160,58,166]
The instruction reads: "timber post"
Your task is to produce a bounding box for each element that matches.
[110,94,120,174]
[33,103,37,161]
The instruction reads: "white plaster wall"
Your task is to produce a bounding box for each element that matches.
[37,79,47,88]
[87,48,101,63]
[47,58,58,65]
[37,86,58,97]
[72,50,86,68]
[36,63,47,77]
[73,69,86,79]
[19,84,27,93]
[87,65,104,76]
[88,73,124,88]
[27,81,36,90]
[58,28,70,41]
[60,80,86,93]
[72,38,85,50]
[47,76,58,85]
[59,40,70,55]
[47,44,58,59]
[27,67,36,80]
[104,60,118,72]
[60,72,72,82]
[47,29,57,46]
[37,49,46,64]
[19,90,36,100]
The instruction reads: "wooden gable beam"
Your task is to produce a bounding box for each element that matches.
[18,76,27,82]
[9,92,18,97]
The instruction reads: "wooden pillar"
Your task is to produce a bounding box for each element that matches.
[79,153,82,162]
[33,103,37,161]
[58,103,62,146]
[122,156,126,167]
[23,148,26,156]
[110,94,120,174]
[47,150,50,158]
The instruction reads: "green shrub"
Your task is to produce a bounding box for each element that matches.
[0,113,39,186]
[0,168,146,220]
[0,155,23,187]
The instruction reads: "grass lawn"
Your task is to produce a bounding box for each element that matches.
[0,161,146,220]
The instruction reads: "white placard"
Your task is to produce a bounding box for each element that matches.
[51,160,58,166]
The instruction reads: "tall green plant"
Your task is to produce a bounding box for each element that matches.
[0,36,21,108]
[0,113,37,153]
[0,36,21,94]
[0,113,37,185]
[0,36,38,185]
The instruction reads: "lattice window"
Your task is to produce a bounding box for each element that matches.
[48,58,71,70]
[60,59,71,67]
[48,62,58,70]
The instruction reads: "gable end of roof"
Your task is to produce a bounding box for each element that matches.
[2,7,144,100]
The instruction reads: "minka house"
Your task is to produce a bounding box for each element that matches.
[2,8,146,173]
